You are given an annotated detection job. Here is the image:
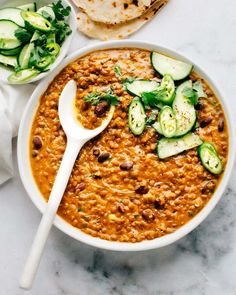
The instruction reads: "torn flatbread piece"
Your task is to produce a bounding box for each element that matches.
[72,0,158,24]
[76,0,168,40]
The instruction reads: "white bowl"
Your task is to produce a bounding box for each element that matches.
[0,0,77,84]
[18,40,235,251]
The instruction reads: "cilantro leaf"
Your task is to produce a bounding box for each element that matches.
[14,29,32,43]
[83,92,101,105]
[52,0,71,21]
[114,65,122,78]
[193,81,207,98]
[83,88,119,106]
[122,77,135,86]
[141,88,167,108]
[52,20,72,45]
[182,87,198,105]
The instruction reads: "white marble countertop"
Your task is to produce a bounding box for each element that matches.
[1,0,236,294]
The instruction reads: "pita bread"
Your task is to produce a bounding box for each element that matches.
[76,0,168,40]
[72,0,158,24]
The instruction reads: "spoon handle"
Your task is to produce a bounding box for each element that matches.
[20,138,85,290]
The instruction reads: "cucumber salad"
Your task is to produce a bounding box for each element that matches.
[0,0,72,84]
[125,52,223,175]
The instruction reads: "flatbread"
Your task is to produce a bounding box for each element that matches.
[76,0,168,40]
[72,0,158,24]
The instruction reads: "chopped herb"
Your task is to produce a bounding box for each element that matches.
[122,77,135,86]
[84,88,119,106]
[146,109,159,125]
[51,0,71,21]
[182,86,198,105]
[141,87,167,108]
[114,65,122,78]
[52,20,72,45]
[193,81,207,98]
[14,29,32,43]
[84,92,101,105]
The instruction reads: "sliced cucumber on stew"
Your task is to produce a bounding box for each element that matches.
[0,8,25,27]
[37,5,55,20]
[21,11,52,32]
[152,121,163,135]
[159,74,175,105]
[173,80,197,137]
[46,42,60,56]
[151,52,193,81]
[0,46,22,56]
[126,79,159,97]
[0,54,17,67]
[18,3,37,12]
[159,106,176,138]
[0,20,21,50]
[129,98,146,135]
[198,142,223,174]
[157,132,202,159]
[35,55,55,70]
[8,68,39,84]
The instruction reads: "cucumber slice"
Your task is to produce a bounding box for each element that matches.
[21,11,52,32]
[8,68,39,84]
[159,106,176,138]
[18,43,34,69]
[37,5,55,20]
[198,142,223,174]
[18,3,37,12]
[0,54,17,67]
[151,52,193,81]
[0,46,22,56]
[157,132,202,159]
[0,8,25,27]
[173,80,197,137]
[0,20,21,50]
[126,80,159,97]
[152,121,163,135]
[128,98,146,135]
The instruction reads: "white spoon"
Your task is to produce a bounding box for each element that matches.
[20,80,114,289]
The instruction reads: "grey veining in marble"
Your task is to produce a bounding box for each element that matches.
[1,0,236,294]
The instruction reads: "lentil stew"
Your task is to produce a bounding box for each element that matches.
[30,49,228,243]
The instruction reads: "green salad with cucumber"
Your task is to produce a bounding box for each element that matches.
[0,0,72,84]
[124,52,223,175]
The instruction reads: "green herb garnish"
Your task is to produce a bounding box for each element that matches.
[14,29,32,43]
[84,88,119,106]
[114,65,122,78]
[193,81,207,98]
[182,81,207,105]
[52,0,71,20]
[141,88,167,108]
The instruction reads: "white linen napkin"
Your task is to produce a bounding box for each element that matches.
[0,82,35,185]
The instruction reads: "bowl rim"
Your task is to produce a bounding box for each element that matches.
[0,0,77,85]
[17,40,235,251]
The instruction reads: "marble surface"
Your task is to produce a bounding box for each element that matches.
[1,0,236,294]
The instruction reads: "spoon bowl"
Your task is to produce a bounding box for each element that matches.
[59,80,115,140]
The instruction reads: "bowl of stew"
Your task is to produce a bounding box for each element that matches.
[17,40,235,251]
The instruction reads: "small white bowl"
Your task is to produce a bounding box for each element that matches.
[0,0,77,84]
[18,40,235,251]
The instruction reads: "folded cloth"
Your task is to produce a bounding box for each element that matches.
[0,82,35,185]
